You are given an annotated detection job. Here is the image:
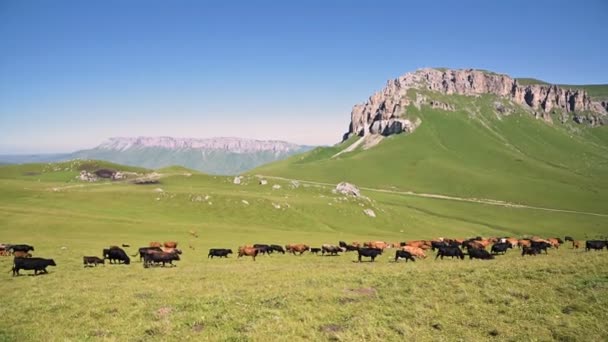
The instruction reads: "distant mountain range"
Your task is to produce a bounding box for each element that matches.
[0,137,314,175]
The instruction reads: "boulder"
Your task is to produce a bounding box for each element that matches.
[336,182,360,197]
[363,209,376,218]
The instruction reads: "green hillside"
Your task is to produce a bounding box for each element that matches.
[515,78,608,100]
[254,94,608,215]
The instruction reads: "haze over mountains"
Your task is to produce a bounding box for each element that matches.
[0,137,313,175]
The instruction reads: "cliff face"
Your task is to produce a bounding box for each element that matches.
[345,68,608,139]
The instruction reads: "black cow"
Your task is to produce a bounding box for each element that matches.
[9,244,34,253]
[144,252,180,268]
[208,248,233,258]
[522,246,540,256]
[357,248,382,262]
[565,236,574,242]
[12,257,56,276]
[322,245,342,256]
[467,247,494,260]
[431,241,449,251]
[435,246,465,260]
[253,244,272,255]
[310,248,321,255]
[103,247,130,265]
[395,250,416,262]
[586,240,608,251]
[490,243,512,255]
[339,241,348,248]
[132,247,163,261]
[270,245,285,254]
[531,241,551,254]
[83,256,105,267]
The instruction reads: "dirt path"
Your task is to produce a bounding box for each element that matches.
[258,175,608,218]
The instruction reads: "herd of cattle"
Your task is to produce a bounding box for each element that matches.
[2,236,607,276]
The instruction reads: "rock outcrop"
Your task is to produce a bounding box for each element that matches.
[345,68,608,139]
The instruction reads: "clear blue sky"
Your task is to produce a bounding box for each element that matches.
[1,0,607,153]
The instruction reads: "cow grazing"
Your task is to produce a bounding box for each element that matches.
[310,248,321,255]
[394,250,416,262]
[322,244,343,256]
[143,251,180,268]
[357,248,382,262]
[585,240,608,251]
[13,251,32,258]
[83,256,105,267]
[12,257,56,276]
[9,244,34,253]
[132,247,163,261]
[238,246,259,261]
[270,245,285,254]
[285,244,309,255]
[208,249,233,258]
[435,246,465,260]
[490,243,512,255]
[467,247,494,260]
[103,247,130,265]
[522,246,540,256]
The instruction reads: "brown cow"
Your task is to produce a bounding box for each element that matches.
[572,241,581,249]
[519,239,531,248]
[13,251,32,258]
[402,246,426,259]
[238,246,258,261]
[547,238,560,249]
[364,241,389,250]
[351,242,361,247]
[406,240,432,250]
[164,241,178,248]
[506,238,519,248]
[285,244,309,255]
[149,242,162,248]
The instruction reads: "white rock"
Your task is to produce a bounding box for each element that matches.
[363,209,376,218]
[242,200,249,205]
[272,203,281,209]
[154,188,164,192]
[259,179,268,185]
[272,184,281,190]
[233,176,242,184]
[336,182,360,197]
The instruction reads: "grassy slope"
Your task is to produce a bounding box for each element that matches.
[516,78,608,100]
[0,163,607,340]
[254,95,608,215]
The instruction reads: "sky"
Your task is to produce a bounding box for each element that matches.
[1,0,607,153]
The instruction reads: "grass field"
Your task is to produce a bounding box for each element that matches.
[1,161,607,341]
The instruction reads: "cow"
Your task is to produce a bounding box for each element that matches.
[402,246,427,259]
[431,240,449,251]
[270,245,285,254]
[531,241,551,254]
[339,242,358,252]
[144,251,180,268]
[585,240,608,251]
[103,247,130,265]
[149,242,162,248]
[238,246,259,261]
[9,244,34,253]
[253,244,272,255]
[164,241,178,248]
[161,247,182,255]
[321,244,343,256]
[522,246,540,256]
[394,250,416,262]
[13,251,32,258]
[364,241,389,250]
[12,257,56,276]
[518,239,531,249]
[490,243,512,255]
[83,256,105,267]
[505,238,519,248]
[208,249,233,258]
[565,236,574,242]
[435,246,465,260]
[310,247,321,255]
[572,241,581,249]
[405,240,432,250]
[357,248,382,262]
[285,244,309,255]
[467,247,494,260]
[132,247,163,261]
[547,238,560,249]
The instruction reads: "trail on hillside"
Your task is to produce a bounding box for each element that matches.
[258,175,608,218]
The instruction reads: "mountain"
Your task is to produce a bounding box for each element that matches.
[69,137,314,175]
[254,68,608,215]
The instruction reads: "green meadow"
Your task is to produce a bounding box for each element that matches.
[0,157,607,341]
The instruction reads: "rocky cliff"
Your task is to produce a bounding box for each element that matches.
[345,68,608,139]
